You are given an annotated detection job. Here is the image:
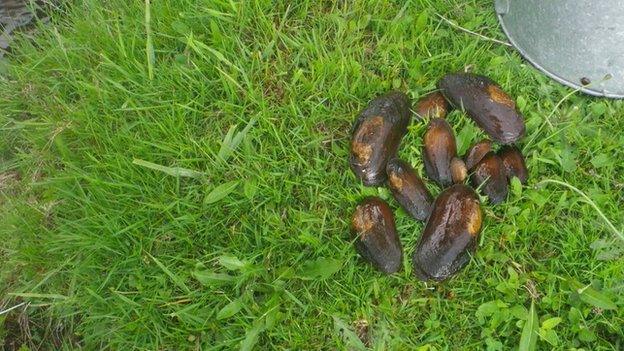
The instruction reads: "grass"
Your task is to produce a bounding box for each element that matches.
[1,0,623,349]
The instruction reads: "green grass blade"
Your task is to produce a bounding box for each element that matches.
[144,0,154,80]
[218,118,256,162]
[146,252,191,294]
[217,298,243,320]
[298,258,342,280]
[519,301,538,351]
[132,158,203,178]
[205,181,239,204]
[8,292,68,300]
[240,319,266,351]
[568,280,617,310]
[192,270,236,287]
[333,315,366,351]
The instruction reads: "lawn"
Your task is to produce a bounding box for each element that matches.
[1,0,623,349]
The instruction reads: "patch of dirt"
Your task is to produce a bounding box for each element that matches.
[0,171,20,191]
[353,319,371,347]
[398,284,413,304]
[0,301,84,350]
[262,78,286,104]
[523,279,541,300]
[0,300,27,351]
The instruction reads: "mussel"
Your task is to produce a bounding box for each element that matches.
[470,151,509,205]
[464,139,493,170]
[439,73,526,144]
[450,157,467,184]
[413,184,483,281]
[350,92,412,186]
[415,92,449,119]
[422,118,457,187]
[351,197,403,274]
[386,159,433,221]
[497,145,529,184]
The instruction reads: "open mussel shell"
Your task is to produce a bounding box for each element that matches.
[412,184,483,281]
[415,92,449,120]
[497,145,529,184]
[450,157,468,184]
[386,159,433,221]
[470,151,509,205]
[351,197,403,274]
[464,139,493,170]
[439,73,526,144]
[422,118,457,187]
[350,91,412,186]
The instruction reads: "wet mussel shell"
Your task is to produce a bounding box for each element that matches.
[439,73,526,144]
[350,91,412,186]
[498,145,529,184]
[422,118,457,187]
[470,151,509,205]
[464,139,493,170]
[415,92,449,120]
[386,159,434,221]
[450,157,468,184]
[352,197,403,274]
[412,184,483,281]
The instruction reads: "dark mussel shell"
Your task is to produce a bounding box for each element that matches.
[386,159,433,221]
[422,118,457,187]
[450,157,467,184]
[464,139,493,170]
[350,91,412,186]
[498,145,529,185]
[413,184,482,281]
[438,73,526,144]
[470,151,509,205]
[351,197,403,274]
[415,92,449,119]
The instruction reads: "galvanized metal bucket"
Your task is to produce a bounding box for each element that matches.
[496,0,624,98]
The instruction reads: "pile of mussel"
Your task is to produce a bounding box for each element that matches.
[349,73,528,281]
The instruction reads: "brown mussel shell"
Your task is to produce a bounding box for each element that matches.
[450,157,467,184]
[386,159,434,221]
[412,184,482,281]
[415,92,449,119]
[351,197,403,274]
[470,151,509,205]
[464,139,493,170]
[438,73,526,144]
[350,91,412,186]
[498,145,529,184]
[422,118,457,187]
